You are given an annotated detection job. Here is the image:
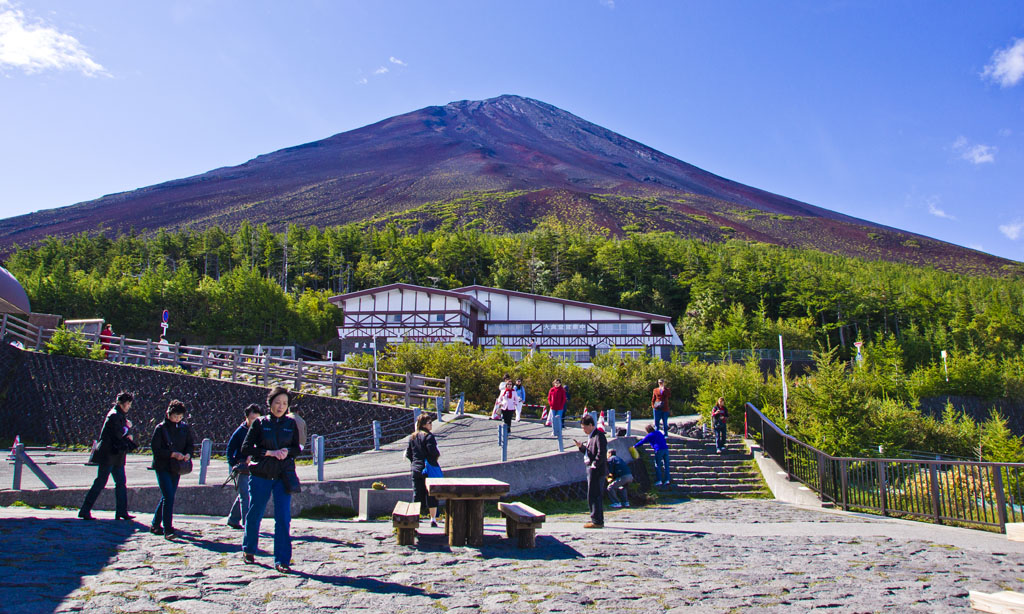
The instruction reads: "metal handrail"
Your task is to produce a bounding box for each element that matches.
[745,402,1024,532]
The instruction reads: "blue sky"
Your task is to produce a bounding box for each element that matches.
[1,1,1023,261]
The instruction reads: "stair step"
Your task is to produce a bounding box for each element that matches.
[668,484,766,493]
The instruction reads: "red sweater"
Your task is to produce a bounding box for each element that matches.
[651,387,670,412]
[547,386,567,411]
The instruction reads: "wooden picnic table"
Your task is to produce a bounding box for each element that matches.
[427,477,510,547]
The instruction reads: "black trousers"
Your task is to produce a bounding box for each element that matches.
[501,410,514,433]
[81,463,128,516]
[587,467,605,525]
[411,469,437,515]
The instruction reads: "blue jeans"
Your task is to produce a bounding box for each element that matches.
[550,410,565,436]
[81,463,128,516]
[228,474,250,526]
[715,423,727,451]
[243,475,292,566]
[654,449,670,483]
[153,470,180,531]
[653,409,669,434]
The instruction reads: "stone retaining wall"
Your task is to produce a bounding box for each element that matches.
[0,344,411,448]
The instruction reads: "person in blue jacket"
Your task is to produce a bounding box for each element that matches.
[226,403,262,529]
[633,424,670,486]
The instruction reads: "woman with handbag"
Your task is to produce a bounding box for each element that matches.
[241,386,301,572]
[79,391,137,521]
[150,400,194,539]
[405,413,441,527]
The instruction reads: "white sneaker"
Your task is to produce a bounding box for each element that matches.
[623,501,630,507]
[653,481,662,486]
[610,502,621,508]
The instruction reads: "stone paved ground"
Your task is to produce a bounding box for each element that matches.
[2,499,1023,614]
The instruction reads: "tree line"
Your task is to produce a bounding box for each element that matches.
[7,221,1023,365]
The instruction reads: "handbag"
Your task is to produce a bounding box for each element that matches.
[422,461,443,478]
[86,440,101,466]
[169,457,193,476]
[248,455,283,480]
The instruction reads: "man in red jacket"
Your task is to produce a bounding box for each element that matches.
[547,378,567,433]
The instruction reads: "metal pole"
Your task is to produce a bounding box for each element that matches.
[626,411,632,437]
[457,392,465,416]
[435,396,444,422]
[500,424,508,462]
[555,414,564,453]
[198,439,212,485]
[413,407,421,426]
[373,420,382,451]
[12,443,24,490]
[608,409,616,437]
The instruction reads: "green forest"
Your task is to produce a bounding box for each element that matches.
[7,222,1024,461]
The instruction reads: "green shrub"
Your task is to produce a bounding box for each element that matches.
[45,326,89,358]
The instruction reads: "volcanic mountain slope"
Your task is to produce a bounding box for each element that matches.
[0,95,1014,274]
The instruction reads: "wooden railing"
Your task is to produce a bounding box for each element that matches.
[745,401,1024,532]
[0,313,450,410]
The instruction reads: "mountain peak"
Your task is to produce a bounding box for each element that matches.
[0,96,1014,274]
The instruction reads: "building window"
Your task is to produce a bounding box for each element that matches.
[487,323,532,336]
[434,314,445,322]
[545,348,591,363]
[597,322,643,335]
[651,323,666,336]
[389,314,402,323]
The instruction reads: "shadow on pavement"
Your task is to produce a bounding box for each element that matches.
[415,532,584,560]
[0,517,137,614]
[295,570,450,598]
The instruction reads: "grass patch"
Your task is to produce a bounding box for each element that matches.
[296,504,357,519]
[3,500,76,511]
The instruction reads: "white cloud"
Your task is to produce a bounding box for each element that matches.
[926,198,955,220]
[356,76,368,85]
[983,38,1024,87]
[952,136,996,164]
[1000,220,1024,240]
[0,2,106,76]
[389,56,406,66]
[374,66,389,75]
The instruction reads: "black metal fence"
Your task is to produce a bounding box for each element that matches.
[745,402,1024,532]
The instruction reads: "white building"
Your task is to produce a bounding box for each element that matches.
[328,283,682,365]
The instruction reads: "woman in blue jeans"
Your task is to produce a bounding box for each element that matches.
[633,424,671,486]
[241,387,300,573]
[150,400,194,538]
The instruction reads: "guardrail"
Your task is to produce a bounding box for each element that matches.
[744,401,1024,532]
[0,313,450,410]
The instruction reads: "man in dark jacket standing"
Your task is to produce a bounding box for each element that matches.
[226,403,262,529]
[79,391,137,520]
[575,414,607,529]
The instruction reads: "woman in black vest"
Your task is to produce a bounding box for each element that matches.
[150,400,195,539]
[241,387,300,572]
[79,391,137,520]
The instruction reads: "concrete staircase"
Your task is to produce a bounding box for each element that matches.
[655,435,769,498]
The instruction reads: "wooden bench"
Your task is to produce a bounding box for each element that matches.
[970,589,1024,613]
[497,501,545,548]
[392,501,420,546]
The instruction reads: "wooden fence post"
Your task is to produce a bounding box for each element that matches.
[232,351,241,382]
[118,335,126,363]
[200,347,209,371]
[992,465,1009,532]
[929,463,942,525]
[146,339,153,366]
[366,368,374,402]
[173,342,181,366]
[35,325,44,350]
[444,376,451,414]
[295,359,303,391]
[1,313,7,339]
[331,365,338,396]
[404,372,412,408]
[877,460,888,517]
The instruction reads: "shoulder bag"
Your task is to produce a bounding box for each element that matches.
[162,426,193,476]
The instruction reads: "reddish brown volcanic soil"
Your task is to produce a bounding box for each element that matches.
[0,95,1014,274]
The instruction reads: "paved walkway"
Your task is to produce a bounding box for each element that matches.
[1,415,590,491]
[1,498,1022,613]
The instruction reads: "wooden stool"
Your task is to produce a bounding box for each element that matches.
[970,590,1024,613]
[497,501,546,548]
[392,501,420,546]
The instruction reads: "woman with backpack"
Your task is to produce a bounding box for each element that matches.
[150,400,195,539]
